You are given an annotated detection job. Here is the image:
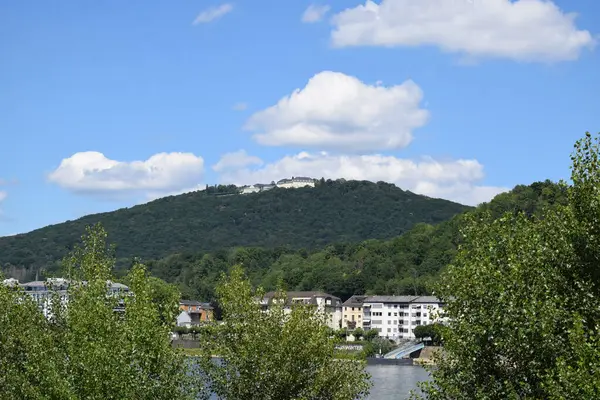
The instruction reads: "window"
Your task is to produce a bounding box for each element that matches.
[393,328,397,332]
[352,315,355,321]
[388,312,391,316]
[393,312,397,316]
[352,307,355,311]
[394,304,398,308]
[387,328,391,333]
[358,315,361,319]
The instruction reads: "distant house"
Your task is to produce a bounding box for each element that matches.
[259,291,342,330]
[256,183,276,191]
[342,295,367,330]
[240,185,260,194]
[177,300,213,327]
[276,177,316,189]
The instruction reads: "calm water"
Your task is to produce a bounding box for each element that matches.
[366,365,430,399]
[205,364,430,399]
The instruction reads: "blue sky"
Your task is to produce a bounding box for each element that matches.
[0,0,598,236]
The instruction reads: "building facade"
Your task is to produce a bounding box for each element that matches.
[260,291,342,330]
[342,295,367,330]
[276,177,316,189]
[2,278,130,318]
[362,296,446,340]
[177,300,213,326]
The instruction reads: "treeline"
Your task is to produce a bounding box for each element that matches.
[144,180,567,302]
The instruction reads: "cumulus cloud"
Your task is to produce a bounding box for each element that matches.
[212,150,263,172]
[330,0,595,62]
[302,4,331,23]
[193,4,233,24]
[48,151,205,200]
[245,71,429,152]
[215,151,508,206]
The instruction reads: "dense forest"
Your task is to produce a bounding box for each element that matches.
[143,180,567,302]
[0,179,566,303]
[0,179,468,273]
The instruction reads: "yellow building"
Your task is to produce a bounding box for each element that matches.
[342,295,367,330]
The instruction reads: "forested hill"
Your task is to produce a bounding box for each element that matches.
[0,180,470,271]
[142,180,568,302]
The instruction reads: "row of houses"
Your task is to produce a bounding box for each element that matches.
[4,278,444,341]
[239,176,316,194]
[258,291,446,341]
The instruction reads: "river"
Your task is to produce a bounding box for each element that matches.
[366,365,430,399]
[204,364,430,399]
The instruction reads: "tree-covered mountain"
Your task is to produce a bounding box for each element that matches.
[0,179,470,273]
[140,180,569,302]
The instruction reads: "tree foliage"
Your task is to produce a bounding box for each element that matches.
[414,132,600,400]
[197,265,372,400]
[0,224,202,400]
[413,323,444,346]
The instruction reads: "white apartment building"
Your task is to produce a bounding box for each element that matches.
[260,291,342,330]
[362,296,446,340]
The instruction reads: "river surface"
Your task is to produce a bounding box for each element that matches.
[366,365,430,399]
[206,364,430,399]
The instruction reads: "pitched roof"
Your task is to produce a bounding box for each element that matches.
[343,295,367,307]
[262,291,341,306]
[180,300,213,309]
[363,295,442,304]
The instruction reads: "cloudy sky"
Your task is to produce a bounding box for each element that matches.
[1,0,598,236]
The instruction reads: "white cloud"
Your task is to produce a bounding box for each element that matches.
[330,0,595,62]
[215,151,507,206]
[212,150,263,172]
[232,102,248,111]
[48,151,205,199]
[302,4,331,23]
[193,4,233,24]
[245,71,429,152]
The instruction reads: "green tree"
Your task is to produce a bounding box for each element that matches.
[414,132,600,400]
[0,224,203,400]
[353,327,365,341]
[364,329,379,341]
[198,265,372,400]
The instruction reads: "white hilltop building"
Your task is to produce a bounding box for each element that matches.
[239,177,316,194]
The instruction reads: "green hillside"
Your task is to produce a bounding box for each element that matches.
[140,180,567,302]
[0,179,470,272]
[143,180,568,302]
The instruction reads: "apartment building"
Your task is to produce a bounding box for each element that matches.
[2,278,130,317]
[260,291,342,330]
[362,295,446,340]
[342,295,367,329]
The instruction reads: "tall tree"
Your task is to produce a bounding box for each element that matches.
[198,265,372,400]
[0,224,203,400]
[414,132,600,400]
